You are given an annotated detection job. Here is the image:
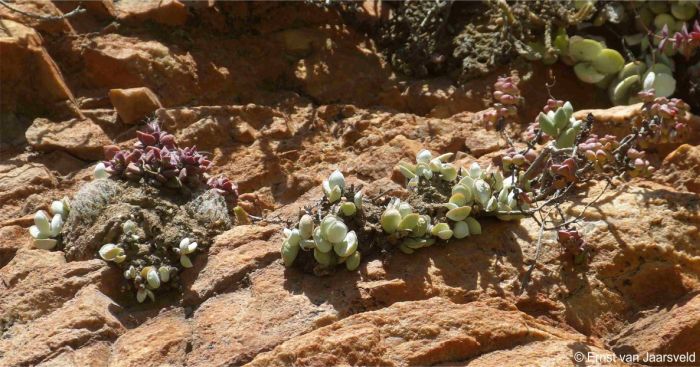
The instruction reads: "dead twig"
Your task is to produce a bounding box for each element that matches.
[0,0,85,21]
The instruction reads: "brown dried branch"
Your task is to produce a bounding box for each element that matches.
[0,0,85,21]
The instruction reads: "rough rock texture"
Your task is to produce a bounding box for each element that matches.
[658,144,700,194]
[0,286,125,367]
[0,19,78,121]
[1,2,700,366]
[0,249,120,325]
[108,87,162,124]
[108,308,190,367]
[25,118,112,160]
[609,293,700,366]
[245,297,621,367]
[115,0,188,26]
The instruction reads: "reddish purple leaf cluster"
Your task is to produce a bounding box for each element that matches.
[207,176,239,204]
[550,158,577,187]
[501,148,537,171]
[557,228,588,261]
[484,75,522,126]
[635,95,691,146]
[658,21,700,59]
[102,121,238,204]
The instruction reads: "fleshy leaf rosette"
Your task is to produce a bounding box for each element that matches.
[101,120,236,198]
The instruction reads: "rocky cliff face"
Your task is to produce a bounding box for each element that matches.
[1,2,699,366]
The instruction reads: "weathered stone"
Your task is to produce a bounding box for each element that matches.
[81,34,198,106]
[25,118,111,160]
[0,286,125,367]
[465,339,626,366]
[245,297,610,366]
[292,28,391,107]
[35,341,111,367]
[0,225,28,268]
[0,6,698,366]
[182,224,281,305]
[0,1,74,34]
[0,249,118,325]
[658,144,700,194]
[609,293,700,366]
[116,0,188,26]
[108,87,162,124]
[188,286,338,367]
[0,163,57,217]
[0,20,78,119]
[109,308,190,367]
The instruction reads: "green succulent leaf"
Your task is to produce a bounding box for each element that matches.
[592,48,625,74]
[555,127,578,149]
[538,112,558,136]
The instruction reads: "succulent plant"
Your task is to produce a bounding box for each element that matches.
[28,198,69,250]
[29,120,239,305]
[483,74,522,126]
[628,0,699,59]
[567,36,625,86]
[558,228,589,263]
[323,170,346,203]
[207,175,239,205]
[98,243,126,263]
[282,213,361,271]
[101,121,238,201]
[536,101,583,148]
[282,170,363,271]
[175,238,198,268]
[397,150,456,187]
[634,95,691,146]
[608,59,677,105]
[281,101,696,276]
[94,162,108,179]
[658,20,700,59]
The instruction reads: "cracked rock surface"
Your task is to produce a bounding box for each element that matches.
[1,2,699,366]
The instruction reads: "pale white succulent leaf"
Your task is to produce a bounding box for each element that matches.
[181,255,194,268]
[49,214,63,237]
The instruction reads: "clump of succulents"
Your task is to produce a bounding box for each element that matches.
[577,133,654,177]
[97,214,200,303]
[518,29,626,90]
[562,36,625,87]
[536,101,584,149]
[608,58,677,105]
[396,149,457,188]
[76,121,238,303]
[483,74,522,126]
[100,121,238,203]
[627,1,699,58]
[282,170,362,271]
[28,198,70,250]
[633,95,692,147]
[280,89,694,278]
[282,152,531,273]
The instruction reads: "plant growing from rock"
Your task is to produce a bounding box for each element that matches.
[282,155,494,274]
[608,59,677,105]
[282,170,364,272]
[32,121,240,304]
[28,198,69,250]
[511,95,693,287]
[100,121,238,204]
[484,74,522,128]
[282,97,693,294]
